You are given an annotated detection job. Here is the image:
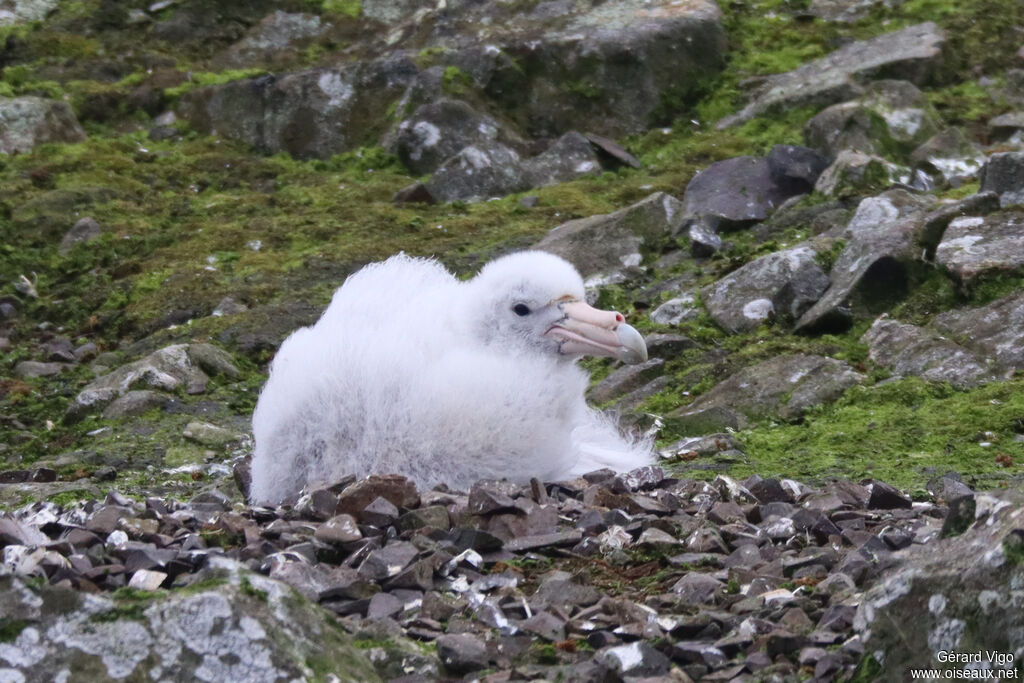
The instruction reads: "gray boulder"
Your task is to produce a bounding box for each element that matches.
[58,217,102,255]
[101,390,173,420]
[719,22,947,128]
[854,492,1024,680]
[211,11,329,69]
[391,98,509,176]
[361,0,429,24]
[421,139,527,202]
[813,149,909,198]
[796,190,935,333]
[0,96,87,155]
[588,359,665,404]
[860,316,1002,389]
[989,111,1024,143]
[804,80,941,159]
[13,361,69,378]
[934,212,1024,287]
[521,131,601,188]
[932,291,1024,375]
[702,244,831,333]
[418,131,600,203]
[536,192,684,278]
[979,152,1024,207]
[179,55,420,160]
[482,0,727,138]
[180,0,726,156]
[0,558,380,682]
[669,354,864,431]
[68,343,239,420]
[0,0,59,25]
[682,152,822,231]
[650,291,700,326]
[909,128,986,188]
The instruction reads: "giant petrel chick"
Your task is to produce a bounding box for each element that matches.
[250,251,651,505]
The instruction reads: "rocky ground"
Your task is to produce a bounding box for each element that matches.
[3,463,1021,682]
[2,0,1024,680]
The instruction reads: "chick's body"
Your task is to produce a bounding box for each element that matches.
[250,252,650,505]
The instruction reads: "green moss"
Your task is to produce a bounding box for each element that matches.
[48,489,93,507]
[850,652,883,683]
[441,66,473,97]
[0,619,28,643]
[89,601,149,622]
[414,46,450,69]
[1003,532,1024,566]
[814,239,846,273]
[241,576,269,602]
[164,69,267,99]
[111,586,167,601]
[729,376,1024,489]
[176,576,230,595]
[322,0,361,18]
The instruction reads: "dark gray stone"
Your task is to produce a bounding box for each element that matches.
[535,192,684,278]
[682,155,798,230]
[58,217,102,254]
[588,358,665,404]
[357,541,419,581]
[980,151,1024,207]
[932,291,1024,375]
[0,96,87,154]
[935,211,1024,286]
[670,354,863,427]
[436,633,489,674]
[796,190,935,333]
[597,641,671,677]
[767,144,830,194]
[392,98,512,176]
[860,316,1002,388]
[702,243,830,333]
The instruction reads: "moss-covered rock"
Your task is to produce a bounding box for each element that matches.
[0,557,381,682]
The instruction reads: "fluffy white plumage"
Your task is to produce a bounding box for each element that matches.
[250,250,653,505]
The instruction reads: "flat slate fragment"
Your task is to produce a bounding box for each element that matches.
[935,212,1024,286]
[718,22,946,128]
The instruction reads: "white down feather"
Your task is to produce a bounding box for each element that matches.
[250,251,652,505]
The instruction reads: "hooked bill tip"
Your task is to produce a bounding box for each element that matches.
[614,323,647,364]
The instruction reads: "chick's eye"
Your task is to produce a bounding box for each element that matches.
[512,303,531,317]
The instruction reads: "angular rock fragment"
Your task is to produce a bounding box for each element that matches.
[860,316,1002,388]
[796,190,935,333]
[670,354,864,430]
[702,244,830,333]
[0,95,87,154]
[932,291,1024,374]
[980,151,1024,207]
[536,192,684,278]
[719,23,947,128]
[935,212,1024,287]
